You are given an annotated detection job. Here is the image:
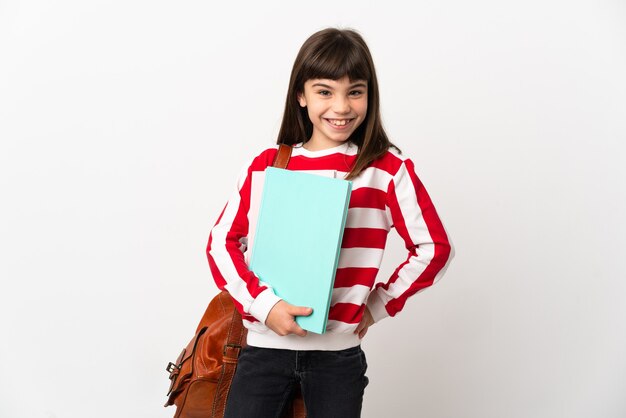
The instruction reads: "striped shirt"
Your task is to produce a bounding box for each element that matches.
[207,141,454,350]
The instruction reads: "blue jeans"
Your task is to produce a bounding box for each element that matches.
[224,345,369,418]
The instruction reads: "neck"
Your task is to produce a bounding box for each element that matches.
[303,139,349,152]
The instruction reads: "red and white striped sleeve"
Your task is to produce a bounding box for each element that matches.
[366,158,454,322]
[206,150,282,324]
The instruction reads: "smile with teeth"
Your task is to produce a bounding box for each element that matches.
[326,118,354,126]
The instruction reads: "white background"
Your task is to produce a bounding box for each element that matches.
[1,1,625,417]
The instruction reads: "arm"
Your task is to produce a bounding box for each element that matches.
[206,156,283,325]
[206,152,311,334]
[366,158,455,323]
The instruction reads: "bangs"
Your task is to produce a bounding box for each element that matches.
[299,38,371,83]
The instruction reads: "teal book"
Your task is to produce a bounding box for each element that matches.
[249,167,352,334]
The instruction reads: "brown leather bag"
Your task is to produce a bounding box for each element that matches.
[165,144,306,418]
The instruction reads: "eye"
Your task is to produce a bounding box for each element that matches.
[317,90,331,96]
[349,90,365,96]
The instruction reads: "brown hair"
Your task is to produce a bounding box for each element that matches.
[276,27,401,180]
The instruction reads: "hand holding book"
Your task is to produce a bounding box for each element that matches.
[265,300,313,337]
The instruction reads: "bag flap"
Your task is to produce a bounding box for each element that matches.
[165,326,208,398]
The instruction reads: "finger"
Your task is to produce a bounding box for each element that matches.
[289,305,313,317]
[291,323,308,337]
[358,327,368,339]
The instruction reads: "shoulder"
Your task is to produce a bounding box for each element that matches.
[240,143,280,172]
[368,147,412,178]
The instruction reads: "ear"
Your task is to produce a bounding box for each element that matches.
[297,92,307,107]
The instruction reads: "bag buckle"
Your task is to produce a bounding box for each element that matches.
[223,343,242,357]
[166,362,180,374]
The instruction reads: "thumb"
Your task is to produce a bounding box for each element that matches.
[289,305,313,317]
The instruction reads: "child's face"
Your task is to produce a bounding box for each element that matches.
[297,75,368,150]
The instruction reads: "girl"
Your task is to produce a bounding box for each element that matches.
[207,27,454,418]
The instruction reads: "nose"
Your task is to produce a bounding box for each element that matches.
[332,96,351,114]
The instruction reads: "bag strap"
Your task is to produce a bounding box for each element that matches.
[213,292,247,416]
[273,143,293,169]
[223,291,246,357]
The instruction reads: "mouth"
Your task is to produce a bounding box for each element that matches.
[324,118,356,129]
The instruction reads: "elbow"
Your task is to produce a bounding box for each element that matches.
[444,238,455,264]
[431,235,454,270]
[206,232,225,271]
[206,234,215,262]
[206,224,225,262]
[206,238,226,268]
